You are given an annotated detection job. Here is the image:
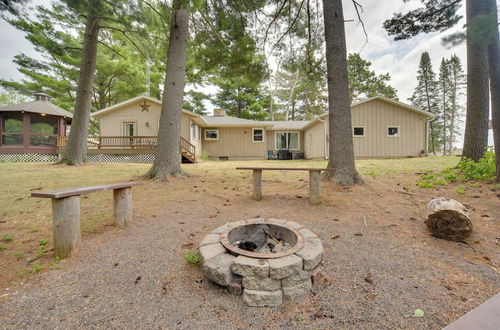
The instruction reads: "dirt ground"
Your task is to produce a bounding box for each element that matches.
[0,159,498,329]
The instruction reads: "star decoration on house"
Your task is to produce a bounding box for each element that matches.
[140,100,151,112]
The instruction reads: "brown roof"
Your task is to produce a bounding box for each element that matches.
[0,100,73,118]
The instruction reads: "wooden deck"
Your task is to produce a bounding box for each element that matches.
[57,136,196,162]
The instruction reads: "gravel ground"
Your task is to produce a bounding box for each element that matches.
[0,173,498,329]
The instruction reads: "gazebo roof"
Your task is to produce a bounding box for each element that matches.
[0,93,73,119]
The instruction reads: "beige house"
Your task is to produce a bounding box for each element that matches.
[90,95,433,162]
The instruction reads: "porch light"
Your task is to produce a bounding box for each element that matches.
[41,113,46,116]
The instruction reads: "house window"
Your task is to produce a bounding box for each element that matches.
[275,132,299,150]
[1,113,23,145]
[123,122,135,136]
[388,126,399,137]
[353,127,365,137]
[252,128,263,142]
[205,129,219,140]
[30,114,58,146]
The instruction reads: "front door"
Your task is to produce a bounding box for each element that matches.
[123,122,135,147]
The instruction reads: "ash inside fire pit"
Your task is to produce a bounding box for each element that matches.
[233,224,293,253]
[221,222,303,258]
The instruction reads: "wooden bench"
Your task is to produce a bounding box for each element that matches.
[31,182,143,258]
[235,167,333,205]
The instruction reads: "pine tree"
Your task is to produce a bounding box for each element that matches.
[347,54,398,102]
[438,58,450,155]
[410,52,441,155]
[446,55,466,155]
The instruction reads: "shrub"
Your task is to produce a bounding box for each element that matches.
[434,179,448,186]
[417,180,434,188]
[457,149,496,181]
[183,251,202,265]
[200,150,210,161]
[2,235,14,242]
[419,173,434,180]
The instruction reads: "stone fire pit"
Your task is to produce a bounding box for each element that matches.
[199,218,323,307]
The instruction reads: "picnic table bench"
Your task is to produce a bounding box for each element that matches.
[235,167,333,205]
[32,182,143,258]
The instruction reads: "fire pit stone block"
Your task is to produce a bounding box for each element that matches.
[267,218,287,225]
[282,279,312,300]
[200,233,220,247]
[202,253,235,286]
[285,221,304,230]
[282,269,313,287]
[232,256,270,277]
[226,220,246,227]
[242,276,281,291]
[295,238,323,270]
[299,228,318,239]
[243,289,283,307]
[268,254,303,279]
[212,225,230,234]
[199,243,226,261]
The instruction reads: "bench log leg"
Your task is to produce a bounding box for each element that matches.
[252,170,262,200]
[113,187,132,226]
[51,196,81,258]
[309,170,321,205]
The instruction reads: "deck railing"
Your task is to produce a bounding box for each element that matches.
[57,136,196,158]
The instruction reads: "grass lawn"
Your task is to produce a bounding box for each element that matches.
[0,156,498,328]
[0,156,459,287]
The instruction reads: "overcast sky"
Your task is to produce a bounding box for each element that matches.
[0,0,467,104]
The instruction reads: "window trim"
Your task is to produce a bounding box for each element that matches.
[274,131,300,150]
[387,126,400,137]
[252,128,264,143]
[353,126,365,137]
[204,128,219,141]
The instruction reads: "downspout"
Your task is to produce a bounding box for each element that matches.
[425,117,430,156]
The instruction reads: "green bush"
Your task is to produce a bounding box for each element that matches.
[434,179,448,186]
[419,173,435,180]
[417,180,434,188]
[457,149,496,181]
[200,150,210,161]
[183,251,202,265]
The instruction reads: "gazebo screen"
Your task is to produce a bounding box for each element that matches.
[30,114,58,146]
[1,113,23,145]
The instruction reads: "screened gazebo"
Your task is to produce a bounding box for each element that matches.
[0,93,72,155]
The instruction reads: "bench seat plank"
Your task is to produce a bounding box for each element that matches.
[236,167,333,171]
[31,182,143,199]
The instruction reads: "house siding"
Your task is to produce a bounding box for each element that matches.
[202,127,266,160]
[304,121,326,159]
[96,100,192,141]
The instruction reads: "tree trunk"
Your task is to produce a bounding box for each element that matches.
[462,0,490,162]
[425,197,473,241]
[59,0,100,165]
[321,0,362,185]
[485,0,500,181]
[143,0,189,180]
